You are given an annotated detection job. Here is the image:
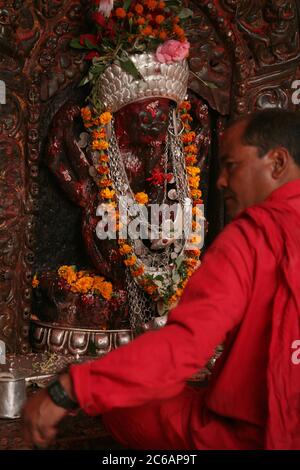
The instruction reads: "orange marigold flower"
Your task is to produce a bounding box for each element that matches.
[95,280,113,300]
[188,176,200,189]
[185,155,197,165]
[172,16,180,24]
[92,140,109,150]
[115,7,126,18]
[173,25,185,37]
[32,275,39,288]
[192,206,202,216]
[184,144,198,154]
[97,165,109,175]
[100,188,115,199]
[135,3,144,14]
[131,266,145,277]
[119,244,133,255]
[99,112,112,125]
[187,166,200,176]
[192,220,201,231]
[181,113,193,121]
[145,284,158,295]
[81,107,92,122]
[135,192,149,204]
[155,15,165,25]
[191,189,202,200]
[137,17,146,25]
[99,178,113,187]
[124,256,137,267]
[158,1,166,8]
[158,30,167,40]
[92,129,106,140]
[92,276,105,291]
[146,0,157,10]
[99,154,109,162]
[186,247,201,257]
[58,265,77,284]
[127,12,134,18]
[186,258,199,268]
[182,131,196,144]
[141,25,153,36]
[179,101,192,111]
[72,276,94,294]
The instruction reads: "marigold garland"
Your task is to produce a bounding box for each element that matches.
[81,99,203,310]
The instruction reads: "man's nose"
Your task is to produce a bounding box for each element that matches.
[216,169,228,190]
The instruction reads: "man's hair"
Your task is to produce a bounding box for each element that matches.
[229,109,300,165]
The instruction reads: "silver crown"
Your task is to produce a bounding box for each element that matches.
[95,53,189,112]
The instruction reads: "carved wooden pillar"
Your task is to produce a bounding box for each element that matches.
[0,0,89,352]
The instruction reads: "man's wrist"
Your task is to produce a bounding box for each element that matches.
[47,374,79,411]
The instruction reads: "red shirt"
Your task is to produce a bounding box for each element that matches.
[70,180,300,449]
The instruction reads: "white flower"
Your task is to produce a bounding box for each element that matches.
[98,0,114,17]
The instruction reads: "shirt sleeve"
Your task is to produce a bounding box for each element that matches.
[70,218,255,415]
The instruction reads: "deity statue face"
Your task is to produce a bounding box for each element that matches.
[114,98,171,146]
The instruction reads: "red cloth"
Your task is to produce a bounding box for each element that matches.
[70,180,300,449]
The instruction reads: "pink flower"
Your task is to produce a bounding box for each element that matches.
[156,40,190,64]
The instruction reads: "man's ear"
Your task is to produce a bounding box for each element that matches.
[268,147,289,179]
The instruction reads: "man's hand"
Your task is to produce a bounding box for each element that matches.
[22,373,75,448]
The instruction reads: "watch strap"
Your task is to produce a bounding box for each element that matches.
[47,378,79,410]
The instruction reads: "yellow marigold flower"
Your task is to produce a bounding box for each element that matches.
[93,280,113,300]
[58,265,77,283]
[32,275,39,288]
[135,192,149,204]
[92,140,109,150]
[73,276,94,293]
[124,256,137,267]
[100,188,115,199]
[115,7,126,18]
[155,14,164,24]
[187,166,200,176]
[191,189,202,200]
[188,176,200,189]
[190,234,202,245]
[119,244,133,255]
[81,107,92,122]
[135,3,143,14]
[99,112,112,125]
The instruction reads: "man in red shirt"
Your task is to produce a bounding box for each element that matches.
[22,109,300,449]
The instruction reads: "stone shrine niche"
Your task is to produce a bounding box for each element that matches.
[0,0,300,352]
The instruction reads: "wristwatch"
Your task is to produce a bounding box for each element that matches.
[47,378,79,410]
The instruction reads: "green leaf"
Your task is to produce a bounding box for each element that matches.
[70,38,85,49]
[178,8,194,19]
[154,275,164,281]
[123,0,132,11]
[118,55,143,80]
[84,38,99,50]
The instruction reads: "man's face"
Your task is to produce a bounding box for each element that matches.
[217,120,276,218]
